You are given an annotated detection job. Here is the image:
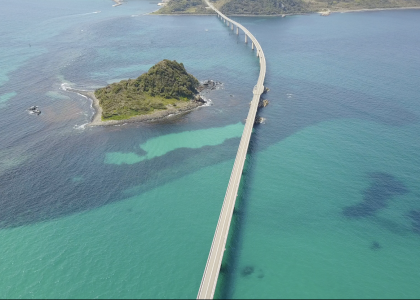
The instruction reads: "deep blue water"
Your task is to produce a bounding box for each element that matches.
[0,1,420,298]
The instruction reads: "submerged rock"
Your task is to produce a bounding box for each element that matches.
[370,241,382,251]
[241,266,254,277]
[257,268,265,279]
[407,210,420,234]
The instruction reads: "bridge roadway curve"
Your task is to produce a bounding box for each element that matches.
[197,1,266,299]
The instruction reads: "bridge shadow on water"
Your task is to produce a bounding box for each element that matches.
[214,122,262,299]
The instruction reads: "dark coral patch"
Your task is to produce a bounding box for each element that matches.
[370,241,381,251]
[343,172,408,218]
[407,210,420,234]
[241,266,254,277]
[257,268,265,279]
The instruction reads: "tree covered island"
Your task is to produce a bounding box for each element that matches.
[92,60,206,124]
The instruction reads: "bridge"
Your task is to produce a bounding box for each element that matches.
[197,1,266,299]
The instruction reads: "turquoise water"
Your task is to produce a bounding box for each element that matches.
[0,92,17,107]
[105,122,243,165]
[1,1,420,298]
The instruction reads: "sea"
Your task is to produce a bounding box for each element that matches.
[1,0,420,298]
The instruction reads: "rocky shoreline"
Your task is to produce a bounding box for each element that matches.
[66,82,216,127]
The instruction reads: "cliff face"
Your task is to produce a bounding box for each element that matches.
[94,60,200,120]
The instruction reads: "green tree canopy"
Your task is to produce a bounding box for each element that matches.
[94,60,200,120]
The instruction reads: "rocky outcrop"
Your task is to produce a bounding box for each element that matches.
[28,106,41,115]
[197,79,223,92]
[194,94,206,104]
[259,99,269,108]
[254,116,266,124]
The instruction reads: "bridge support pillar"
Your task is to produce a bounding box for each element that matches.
[236,27,239,35]
[231,24,234,30]
[252,42,254,50]
[245,35,248,43]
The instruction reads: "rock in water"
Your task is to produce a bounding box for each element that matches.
[255,116,265,124]
[241,266,254,277]
[370,241,381,251]
[259,99,269,108]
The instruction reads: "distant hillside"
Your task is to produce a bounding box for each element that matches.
[95,60,200,120]
[155,0,311,14]
[215,0,311,15]
[154,0,214,14]
[155,0,420,15]
[303,0,420,11]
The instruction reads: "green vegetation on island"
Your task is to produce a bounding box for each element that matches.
[154,0,215,14]
[94,60,200,121]
[215,0,310,15]
[155,0,420,15]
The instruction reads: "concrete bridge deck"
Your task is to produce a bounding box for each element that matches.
[197,1,266,299]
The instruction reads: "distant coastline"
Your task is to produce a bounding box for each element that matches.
[152,6,420,17]
[152,0,420,17]
[328,6,420,14]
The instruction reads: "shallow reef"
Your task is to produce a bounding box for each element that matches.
[407,210,420,234]
[343,172,408,218]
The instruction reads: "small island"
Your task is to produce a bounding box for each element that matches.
[84,60,208,126]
